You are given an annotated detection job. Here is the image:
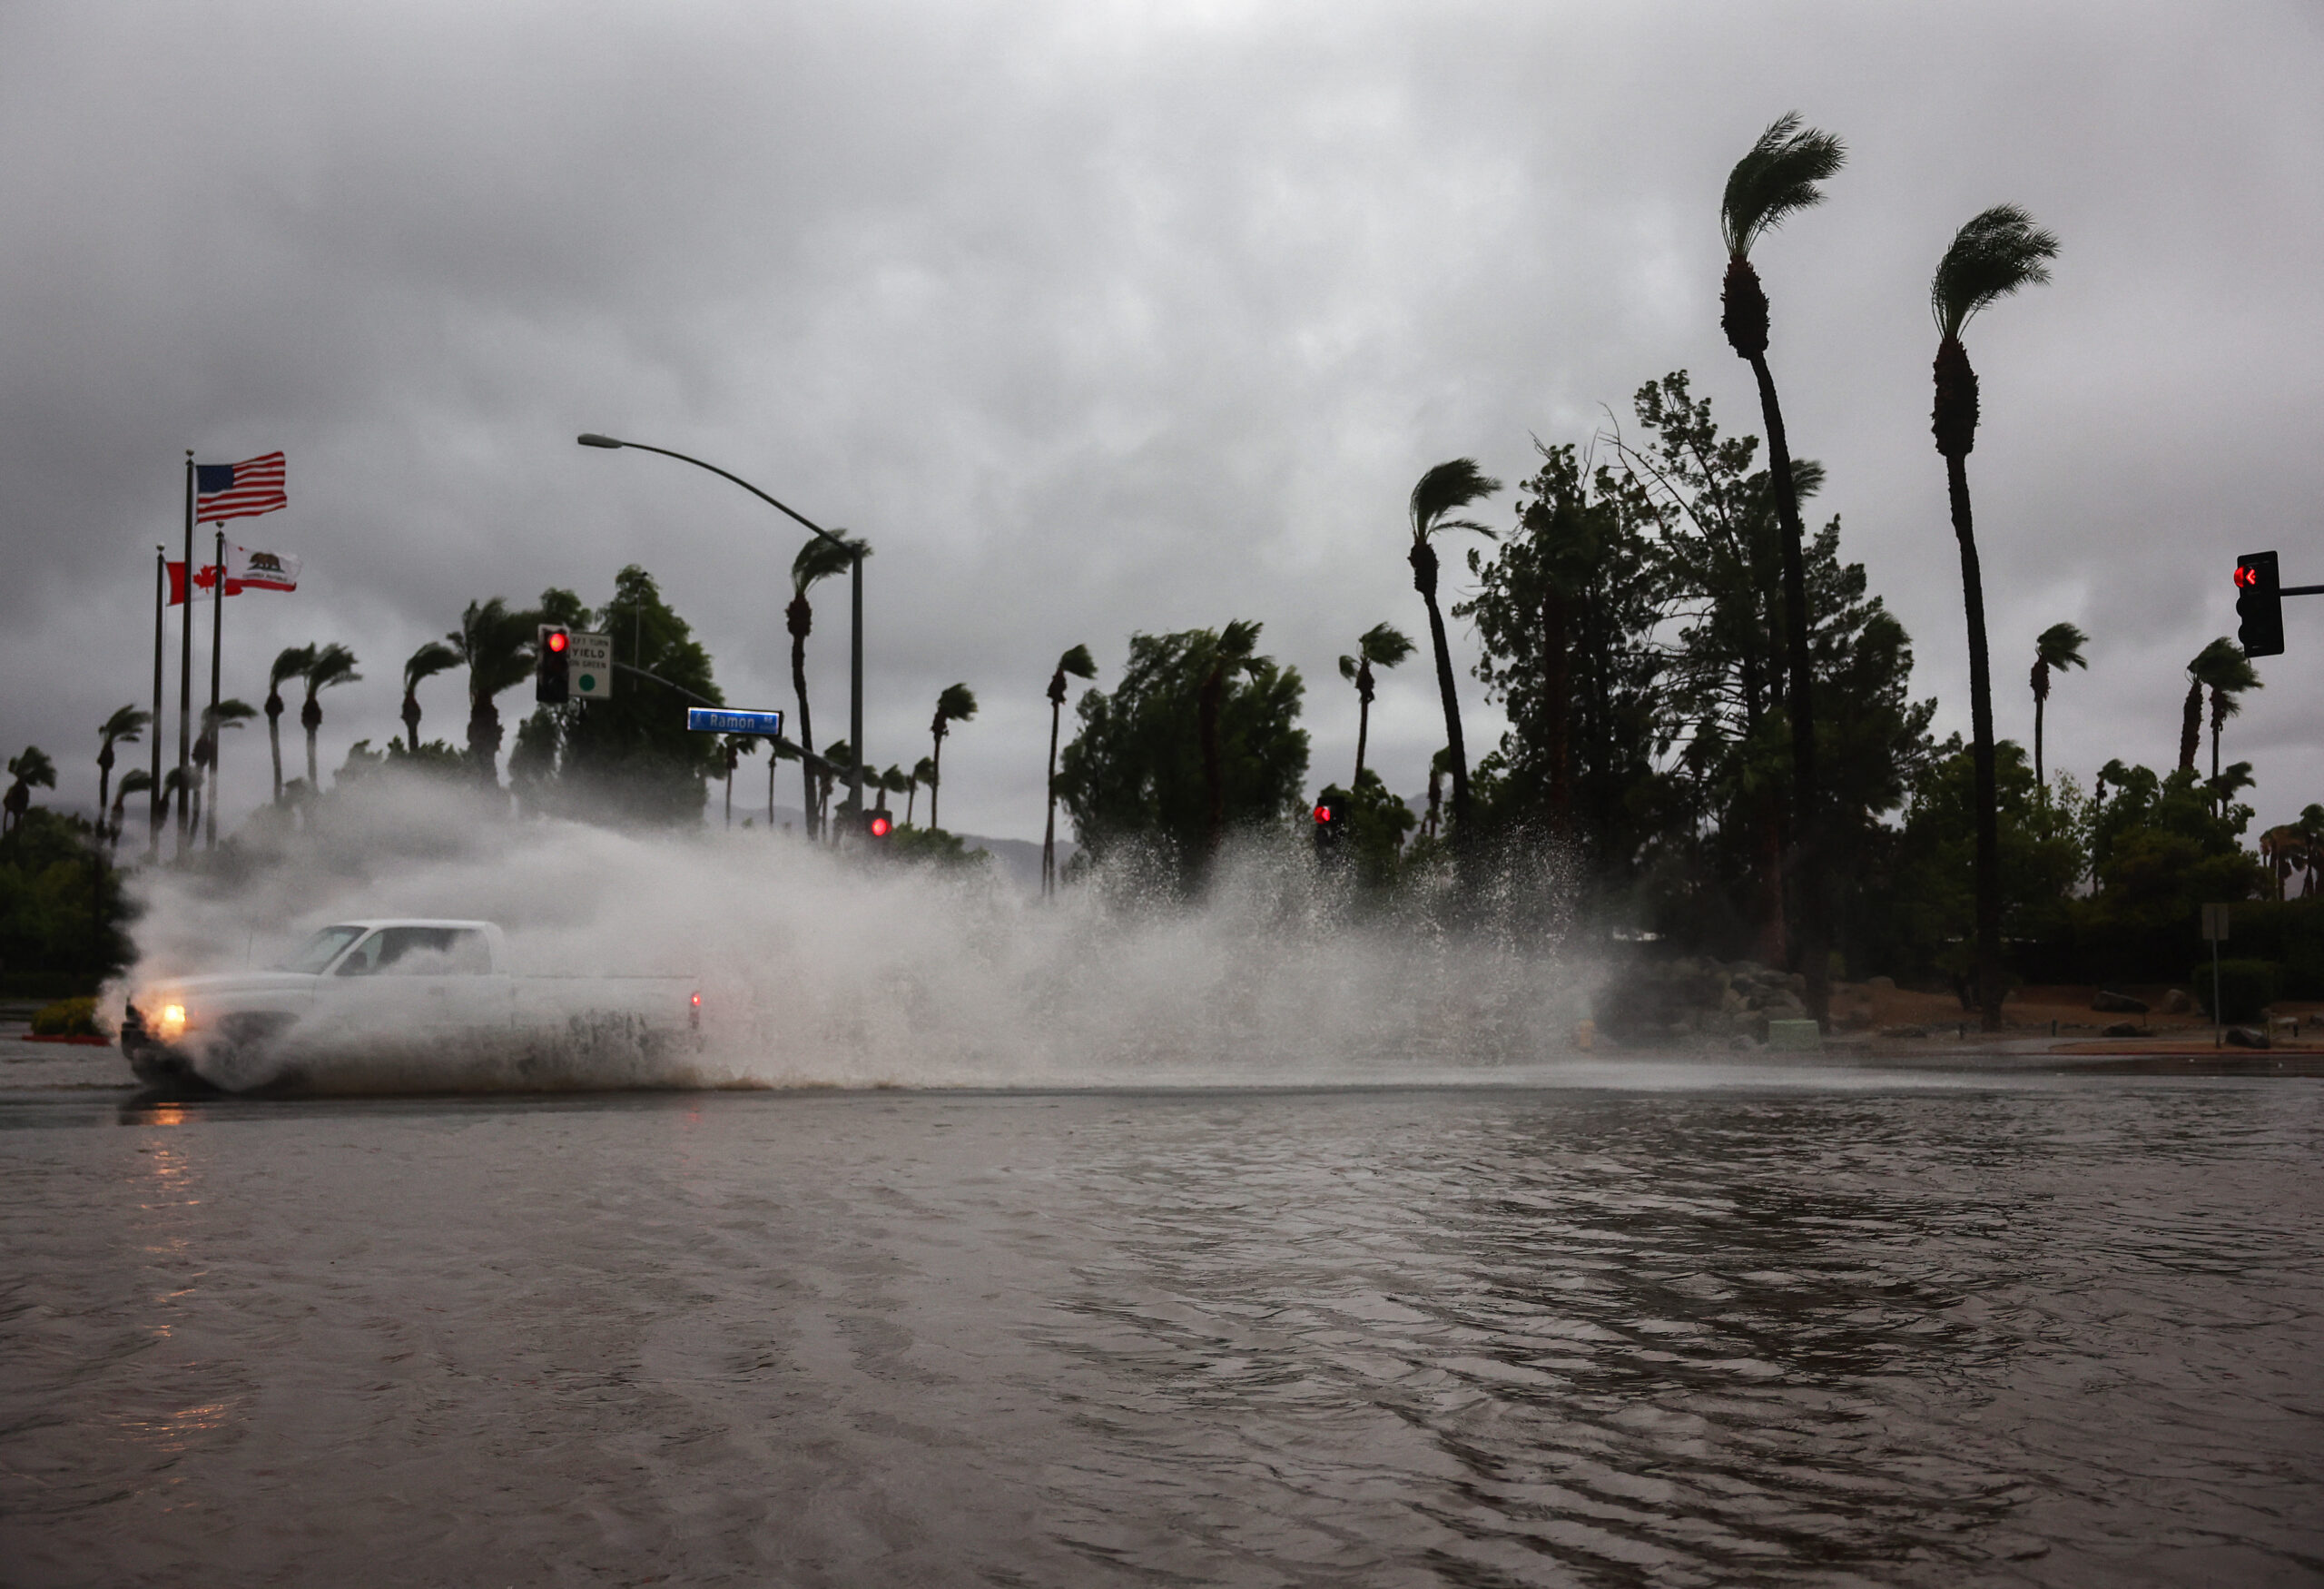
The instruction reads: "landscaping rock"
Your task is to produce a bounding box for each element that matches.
[1866,975,1896,992]
[2162,989,2194,1014]
[2101,1021,2144,1039]
[2092,990,2150,1015]
[2225,1026,2271,1050]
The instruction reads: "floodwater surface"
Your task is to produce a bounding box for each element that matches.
[2,1053,2319,1586]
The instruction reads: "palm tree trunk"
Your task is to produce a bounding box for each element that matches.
[267,703,284,804]
[302,698,321,791]
[1410,541,1470,842]
[929,727,944,833]
[2034,688,2046,803]
[2177,683,2201,775]
[1946,453,2004,1032]
[1353,663,1373,788]
[905,781,918,827]
[788,601,818,841]
[403,696,422,755]
[2209,687,2222,782]
[1744,350,1827,1022]
[1043,699,1062,896]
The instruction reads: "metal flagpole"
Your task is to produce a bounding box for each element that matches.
[178,451,194,855]
[206,528,224,849]
[150,546,165,859]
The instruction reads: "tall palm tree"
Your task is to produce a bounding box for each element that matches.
[817,740,852,838]
[299,646,360,792]
[94,706,150,843]
[926,684,977,834]
[2029,621,2089,800]
[766,737,799,829]
[1407,459,1502,844]
[194,698,257,845]
[2186,636,2260,785]
[1337,623,1414,787]
[1722,111,1846,1019]
[786,534,866,840]
[2298,803,2324,899]
[400,641,460,754]
[112,767,153,849]
[160,765,192,842]
[448,599,537,785]
[3,746,56,841]
[1044,644,1098,895]
[263,645,316,804]
[1930,202,2060,1031]
[905,756,935,826]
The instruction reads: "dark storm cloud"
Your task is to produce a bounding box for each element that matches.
[4,1,2319,838]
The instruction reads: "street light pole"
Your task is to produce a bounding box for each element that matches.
[576,434,865,825]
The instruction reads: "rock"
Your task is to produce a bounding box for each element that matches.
[1766,1018,1822,1051]
[2101,1021,2144,1038]
[1866,975,1897,992]
[2092,990,2150,1014]
[2225,1026,2271,1050]
[2162,989,2193,1014]
[1879,1024,1926,1040]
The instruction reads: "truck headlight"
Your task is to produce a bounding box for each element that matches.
[156,1003,187,1041]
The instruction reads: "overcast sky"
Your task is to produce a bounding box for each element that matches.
[5,0,2320,845]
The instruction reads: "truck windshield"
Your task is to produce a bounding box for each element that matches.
[277,925,368,974]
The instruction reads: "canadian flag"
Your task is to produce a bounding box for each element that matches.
[166,546,301,605]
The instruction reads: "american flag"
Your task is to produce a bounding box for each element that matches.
[194,451,287,523]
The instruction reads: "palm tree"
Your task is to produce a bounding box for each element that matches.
[720,734,757,827]
[1044,644,1098,894]
[926,684,977,833]
[400,641,460,754]
[1407,459,1502,844]
[299,646,360,792]
[2184,637,2260,786]
[905,756,934,826]
[1337,623,1414,787]
[4,746,56,841]
[1722,110,1846,1018]
[194,698,257,844]
[881,765,911,817]
[94,706,150,843]
[1930,202,2060,1031]
[765,737,800,829]
[263,645,316,804]
[1192,621,1265,856]
[2299,803,2324,899]
[448,599,537,784]
[111,767,153,848]
[2029,621,2089,800]
[786,534,866,839]
[818,740,852,837]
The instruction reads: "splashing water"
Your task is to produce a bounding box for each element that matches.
[112,775,1601,1092]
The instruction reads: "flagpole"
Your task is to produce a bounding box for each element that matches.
[206,528,224,850]
[150,546,165,860]
[178,451,194,856]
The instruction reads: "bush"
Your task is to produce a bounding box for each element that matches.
[2191,958,2280,1023]
[29,995,100,1037]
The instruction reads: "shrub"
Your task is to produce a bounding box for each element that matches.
[29,995,100,1037]
[2191,959,2280,1023]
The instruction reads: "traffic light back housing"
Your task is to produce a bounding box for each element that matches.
[536,625,572,703]
[2236,551,2284,657]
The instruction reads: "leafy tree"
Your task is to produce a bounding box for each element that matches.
[1719,110,1847,1021]
[1336,623,1414,789]
[541,568,725,824]
[1044,644,1098,895]
[786,534,866,838]
[1055,626,1308,885]
[926,683,977,833]
[401,640,460,754]
[0,806,135,986]
[1929,202,2060,1030]
[1405,459,1501,844]
[2029,622,2089,800]
[262,645,315,804]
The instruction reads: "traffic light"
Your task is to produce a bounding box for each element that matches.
[1313,787,1350,864]
[2236,551,2284,657]
[536,625,571,703]
[862,808,893,841]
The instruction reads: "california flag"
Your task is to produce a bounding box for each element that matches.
[228,544,301,592]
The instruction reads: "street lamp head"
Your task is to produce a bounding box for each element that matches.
[576,433,625,449]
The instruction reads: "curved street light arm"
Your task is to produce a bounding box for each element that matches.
[576,435,851,552]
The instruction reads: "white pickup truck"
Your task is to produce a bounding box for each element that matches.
[120,919,702,1093]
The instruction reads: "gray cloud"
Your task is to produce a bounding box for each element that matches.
[5,0,2319,841]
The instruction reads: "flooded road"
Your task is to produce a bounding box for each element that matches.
[2,1054,2319,1586]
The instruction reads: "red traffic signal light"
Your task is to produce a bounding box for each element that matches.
[865,812,892,839]
[546,629,570,654]
[1314,803,1334,824]
[2237,551,2284,657]
[536,624,572,704]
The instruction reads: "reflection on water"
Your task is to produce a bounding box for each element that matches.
[1,1078,2319,1586]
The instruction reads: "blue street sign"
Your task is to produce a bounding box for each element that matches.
[687,706,786,736]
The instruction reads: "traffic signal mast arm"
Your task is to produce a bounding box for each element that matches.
[613,659,841,775]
